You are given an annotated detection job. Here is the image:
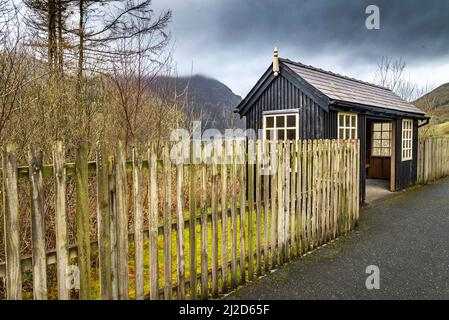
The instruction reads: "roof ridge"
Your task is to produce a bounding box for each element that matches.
[279,57,392,92]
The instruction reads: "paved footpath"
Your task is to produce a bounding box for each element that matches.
[226,177,449,299]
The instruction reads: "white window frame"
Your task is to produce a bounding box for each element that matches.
[262,110,299,142]
[401,119,413,161]
[337,112,358,139]
[371,122,392,157]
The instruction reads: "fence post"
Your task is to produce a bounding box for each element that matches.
[211,142,219,297]
[53,142,70,300]
[200,142,209,299]
[96,141,112,300]
[176,143,186,299]
[132,147,144,300]
[290,141,296,259]
[247,139,255,280]
[263,140,270,271]
[75,142,91,300]
[284,142,290,260]
[277,141,284,264]
[230,140,238,287]
[189,140,197,298]
[148,143,159,300]
[270,141,277,268]
[162,144,172,300]
[221,140,229,292]
[28,148,47,300]
[296,140,303,256]
[239,140,246,283]
[2,144,22,300]
[108,155,119,300]
[115,140,129,300]
[255,140,262,275]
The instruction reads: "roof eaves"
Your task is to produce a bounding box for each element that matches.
[331,99,428,119]
[235,64,274,116]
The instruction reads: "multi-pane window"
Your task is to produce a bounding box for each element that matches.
[338,112,357,139]
[372,122,392,157]
[402,119,413,161]
[263,112,299,141]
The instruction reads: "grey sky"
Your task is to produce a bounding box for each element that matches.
[152,0,449,97]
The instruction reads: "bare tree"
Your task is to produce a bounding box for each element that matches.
[374,56,434,102]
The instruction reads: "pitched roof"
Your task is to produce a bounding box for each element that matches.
[280,58,426,116]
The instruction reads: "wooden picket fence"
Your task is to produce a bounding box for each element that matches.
[0,139,360,300]
[418,137,449,184]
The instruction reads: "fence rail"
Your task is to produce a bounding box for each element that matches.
[418,137,449,184]
[1,139,360,300]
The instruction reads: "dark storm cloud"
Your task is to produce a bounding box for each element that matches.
[152,0,449,95]
[210,0,449,63]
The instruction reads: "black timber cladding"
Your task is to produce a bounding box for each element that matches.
[394,119,419,189]
[243,68,331,139]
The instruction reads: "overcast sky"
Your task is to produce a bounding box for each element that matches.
[152,0,449,97]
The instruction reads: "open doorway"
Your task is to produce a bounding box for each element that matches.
[365,118,395,203]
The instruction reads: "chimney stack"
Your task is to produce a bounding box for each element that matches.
[273,47,280,77]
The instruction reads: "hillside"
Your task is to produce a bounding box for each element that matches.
[413,83,449,124]
[413,83,449,137]
[152,75,244,131]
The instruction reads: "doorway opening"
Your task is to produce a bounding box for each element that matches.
[365,118,395,204]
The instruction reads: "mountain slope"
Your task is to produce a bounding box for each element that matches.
[413,83,449,124]
[153,75,244,131]
[413,82,449,137]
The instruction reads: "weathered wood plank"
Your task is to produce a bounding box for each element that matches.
[284,142,290,261]
[263,140,270,272]
[270,141,278,267]
[247,139,255,280]
[332,141,339,239]
[28,148,47,300]
[176,143,186,299]
[200,142,209,299]
[221,140,229,292]
[96,142,112,300]
[255,140,262,275]
[290,141,296,259]
[53,142,70,300]
[277,141,284,264]
[317,140,324,245]
[312,140,318,248]
[76,142,91,300]
[296,140,302,256]
[132,147,144,300]
[148,144,159,300]
[306,140,313,250]
[108,155,119,300]
[326,140,331,242]
[115,141,129,300]
[230,140,238,287]
[239,140,246,283]
[189,140,197,298]
[2,144,22,300]
[163,144,172,300]
[301,140,307,253]
[211,142,219,297]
